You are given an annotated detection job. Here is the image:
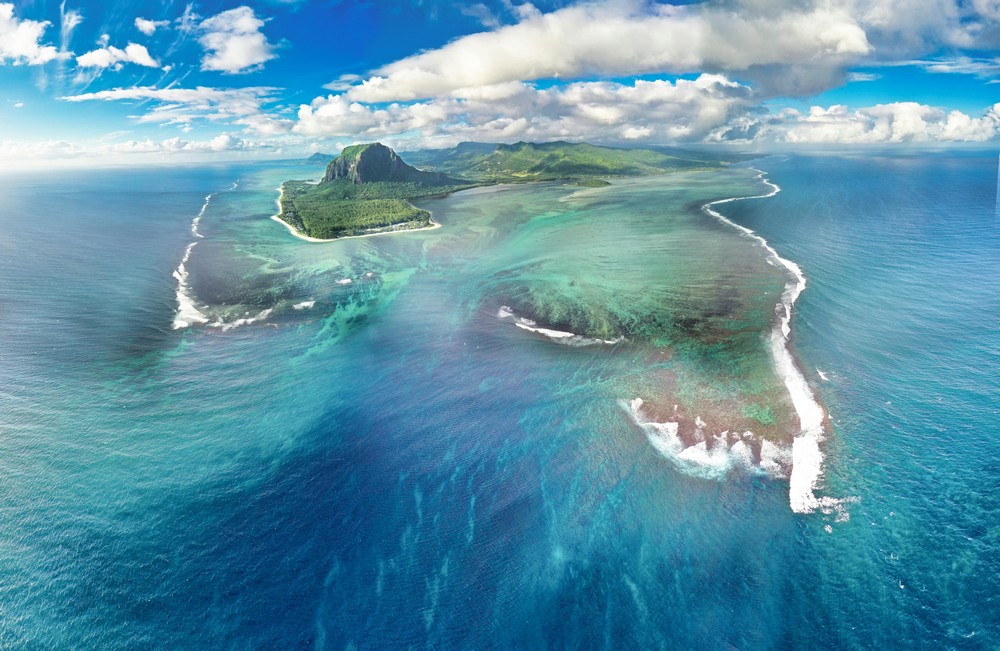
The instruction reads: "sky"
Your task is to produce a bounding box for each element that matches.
[1,0,999,166]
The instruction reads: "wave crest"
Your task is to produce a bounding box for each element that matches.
[703,168,853,515]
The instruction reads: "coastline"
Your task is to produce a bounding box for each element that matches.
[701,167,845,515]
[270,185,442,243]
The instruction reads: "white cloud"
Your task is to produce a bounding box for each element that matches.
[0,3,65,65]
[0,132,277,169]
[59,2,83,53]
[846,0,1000,54]
[764,102,1000,143]
[13,101,24,108]
[109,132,264,153]
[76,42,160,69]
[0,139,85,161]
[59,85,289,133]
[177,3,199,34]
[460,3,502,29]
[296,75,754,147]
[198,6,276,74]
[323,73,363,92]
[909,55,1000,76]
[346,2,871,102]
[135,17,170,36]
[847,72,881,82]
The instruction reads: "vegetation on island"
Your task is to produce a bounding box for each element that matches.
[278,141,745,240]
[403,141,736,182]
[278,143,476,239]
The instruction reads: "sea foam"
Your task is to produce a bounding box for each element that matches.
[208,308,273,332]
[498,306,622,346]
[625,398,785,480]
[172,182,242,330]
[190,194,211,238]
[702,169,850,514]
[172,241,208,329]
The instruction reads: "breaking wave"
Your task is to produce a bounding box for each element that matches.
[498,306,622,346]
[171,181,239,330]
[702,168,851,515]
[625,398,791,480]
[171,241,208,329]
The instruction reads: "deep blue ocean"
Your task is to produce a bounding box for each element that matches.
[0,152,997,648]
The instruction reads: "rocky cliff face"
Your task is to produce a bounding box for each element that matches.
[323,143,451,185]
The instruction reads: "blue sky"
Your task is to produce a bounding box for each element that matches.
[1,0,998,165]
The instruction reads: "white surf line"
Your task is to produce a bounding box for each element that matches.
[172,240,208,329]
[498,306,622,346]
[172,181,240,330]
[702,168,847,515]
[190,194,211,238]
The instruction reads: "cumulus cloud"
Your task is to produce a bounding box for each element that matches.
[198,6,276,74]
[710,101,1000,144]
[846,0,1000,55]
[779,102,1000,143]
[296,75,754,147]
[110,132,265,153]
[288,0,1000,148]
[345,1,871,102]
[59,85,290,133]
[135,17,170,36]
[0,2,65,65]
[76,42,160,69]
[0,132,276,169]
[0,139,85,161]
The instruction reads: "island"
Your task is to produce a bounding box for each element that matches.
[275,143,477,241]
[274,141,739,241]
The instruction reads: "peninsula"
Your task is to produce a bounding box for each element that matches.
[275,141,737,240]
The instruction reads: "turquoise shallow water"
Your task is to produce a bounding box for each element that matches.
[0,154,997,648]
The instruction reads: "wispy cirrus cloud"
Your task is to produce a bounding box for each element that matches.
[907,55,1000,77]
[847,71,881,82]
[59,85,291,133]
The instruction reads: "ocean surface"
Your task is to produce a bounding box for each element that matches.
[0,152,997,648]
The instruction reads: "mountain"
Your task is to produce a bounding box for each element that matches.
[278,144,476,240]
[403,141,732,182]
[279,141,743,240]
[323,143,458,185]
[305,152,335,165]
